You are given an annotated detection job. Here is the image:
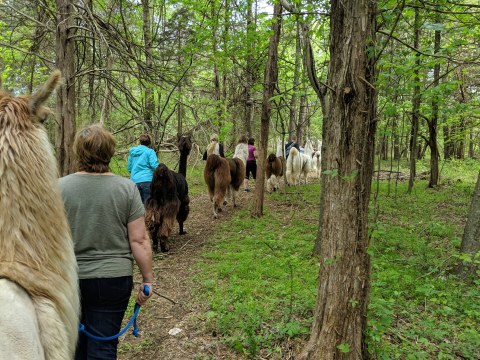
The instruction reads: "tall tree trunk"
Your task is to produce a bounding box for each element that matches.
[297,93,307,145]
[244,0,255,137]
[289,20,302,137]
[428,26,441,187]
[298,0,377,358]
[56,0,77,176]
[177,25,184,135]
[100,53,113,125]
[444,123,454,159]
[143,0,154,132]
[455,170,480,278]
[454,67,468,160]
[468,129,475,158]
[222,0,230,134]
[85,0,96,122]
[393,115,401,160]
[252,3,282,217]
[28,4,46,94]
[408,4,421,194]
[212,3,222,131]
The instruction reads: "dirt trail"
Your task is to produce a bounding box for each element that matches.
[118,191,252,360]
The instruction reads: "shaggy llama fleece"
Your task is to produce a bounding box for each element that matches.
[0,71,79,360]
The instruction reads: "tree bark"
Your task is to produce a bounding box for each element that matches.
[408,4,421,194]
[143,0,154,132]
[428,26,441,188]
[56,0,77,176]
[244,0,255,137]
[455,170,480,279]
[298,0,377,358]
[289,20,302,137]
[252,3,282,217]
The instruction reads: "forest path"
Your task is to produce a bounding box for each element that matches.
[118,188,253,360]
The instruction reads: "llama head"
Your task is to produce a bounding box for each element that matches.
[177,134,192,154]
[0,70,61,126]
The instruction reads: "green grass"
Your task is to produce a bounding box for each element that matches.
[191,159,480,359]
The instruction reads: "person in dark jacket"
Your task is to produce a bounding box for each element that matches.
[127,134,159,204]
[285,134,300,159]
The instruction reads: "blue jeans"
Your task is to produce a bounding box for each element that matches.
[136,182,151,205]
[75,276,133,360]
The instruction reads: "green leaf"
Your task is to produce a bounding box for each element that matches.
[323,168,339,177]
[337,343,351,353]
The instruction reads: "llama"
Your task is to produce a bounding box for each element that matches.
[285,147,311,185]
[0,71,79,359]
[304,138,319,179]
[311,140,322,178]
[304,138,315,157]
[204,153,231,218]
[177,134,192,178]
[266,154,285,193]
[145,163,190,252]
[226,156,246,207]
[266,139,285,193]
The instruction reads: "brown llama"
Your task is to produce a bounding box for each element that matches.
[146,163,190,252]
[265,153,285,193]
[226,157,246,207]
[0,71,79,359]
[204,153,231,218]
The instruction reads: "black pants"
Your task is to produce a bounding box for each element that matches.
[75,276,133,360]
[245,160,257,179]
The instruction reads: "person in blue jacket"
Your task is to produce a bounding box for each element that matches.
[127,133,159,204]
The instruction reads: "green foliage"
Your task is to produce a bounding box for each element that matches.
[193,188,319,357]
[191,160,479,358]
[367,164,480,359]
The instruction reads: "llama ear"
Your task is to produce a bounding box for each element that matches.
[29,70,62,117]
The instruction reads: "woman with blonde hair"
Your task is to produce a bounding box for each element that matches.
[202,133,225,160]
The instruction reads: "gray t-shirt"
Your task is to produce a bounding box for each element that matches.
[59,173,144,279]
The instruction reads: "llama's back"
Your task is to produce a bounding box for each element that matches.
[286,147,300,184]
[204,154,231,195]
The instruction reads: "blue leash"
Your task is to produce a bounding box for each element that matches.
[78,285,150,341]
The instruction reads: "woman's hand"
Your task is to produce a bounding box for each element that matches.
[136,282,153,305]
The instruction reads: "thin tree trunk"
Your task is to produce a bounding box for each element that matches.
[297,93,307,145]
[100,53,113,125]
[56,0,77,176]
[454,68,468,160]
[143,0,154,132]
[252,3,282,217]
[245,0,255,137]
[408,4,421,194]
[428,26,441,187]
[455,170,480,279]
[468,129,475,158]
[444,123,454,159]
[289,20,302,137]
[298,0,377,358]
